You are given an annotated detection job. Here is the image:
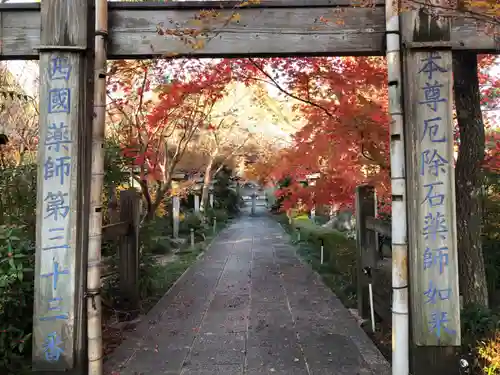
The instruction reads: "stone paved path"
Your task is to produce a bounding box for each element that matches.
[105,216,390,375]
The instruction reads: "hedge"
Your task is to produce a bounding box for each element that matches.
[290,217,358,307]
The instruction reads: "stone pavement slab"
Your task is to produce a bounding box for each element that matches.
[105,216,391,375]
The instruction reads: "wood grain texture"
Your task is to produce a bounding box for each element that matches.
[409,51,460,347]
[401,3,463,372]
[0,4,497,60]
[402,10,461,346]
[33,0,91,371]
[108,6,386,57]
[101,221,129,241]
[365,216,391,237]
[40,1,88,47]
[33,52,81,372]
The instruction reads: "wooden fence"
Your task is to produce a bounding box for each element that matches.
[101,189,141,314]
[355,185,392,323]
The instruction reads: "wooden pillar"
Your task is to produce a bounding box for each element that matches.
[401,7,461,374]
[119,190,140,316]
[355,185,377,319]
[32,0,94,372]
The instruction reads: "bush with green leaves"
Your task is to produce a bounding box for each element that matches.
[270,176,292,213]
[460,304,500,374]
[205,208,229,224]
[139,216,173,254]
[290,216,358,306]
[0,225,35,375]
[462,304,499,343]
[179,212,205,234]
[213,167,241,215]
[0,164,37,231]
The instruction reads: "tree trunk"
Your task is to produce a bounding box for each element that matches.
[200,156,215,212]
[452,50,489,307]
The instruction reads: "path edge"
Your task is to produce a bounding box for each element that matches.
[103,222,229,374]
[276,220,392,375]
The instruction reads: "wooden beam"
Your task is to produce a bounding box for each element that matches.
[101,221,129,241]
[0,2,497,60]
[365,216,391,237]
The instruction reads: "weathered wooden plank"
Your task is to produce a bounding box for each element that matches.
[0,3,497,60]
[0,8,40,59]
[402,8,499,52]
[108,0,387,8]
[118,190,141,314]
[401,4,461,353]
[102,221,129,241]
[405,49,461,348]
[365,216,391,237]
[108,6,386,57]
[32,0,92,371]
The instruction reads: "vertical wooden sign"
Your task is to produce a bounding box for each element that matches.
[401,0,462,355]
[408,50,461,346]
[33,55,82,370]
[33,0,92,371]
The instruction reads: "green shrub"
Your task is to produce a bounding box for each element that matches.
[203,208,227,223]
[294,213,310,221]
[461,304,500,374]
[0,164,37,231]
[139,216,172,254]
[179,212,204,235]
[462,304,499,345]
[213,167,241,215]
[291,217,358,306]
[483,237,500,307]
[0,225,35,375]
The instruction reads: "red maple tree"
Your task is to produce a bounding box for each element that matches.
[107,59,232,218]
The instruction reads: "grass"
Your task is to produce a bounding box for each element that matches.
[139,217,231,311]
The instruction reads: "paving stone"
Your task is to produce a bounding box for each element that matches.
[181,364,243,375]
[187,332,246,366]
[105,215,390,375]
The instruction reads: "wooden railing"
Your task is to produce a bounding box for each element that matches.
[355,185,392,323]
